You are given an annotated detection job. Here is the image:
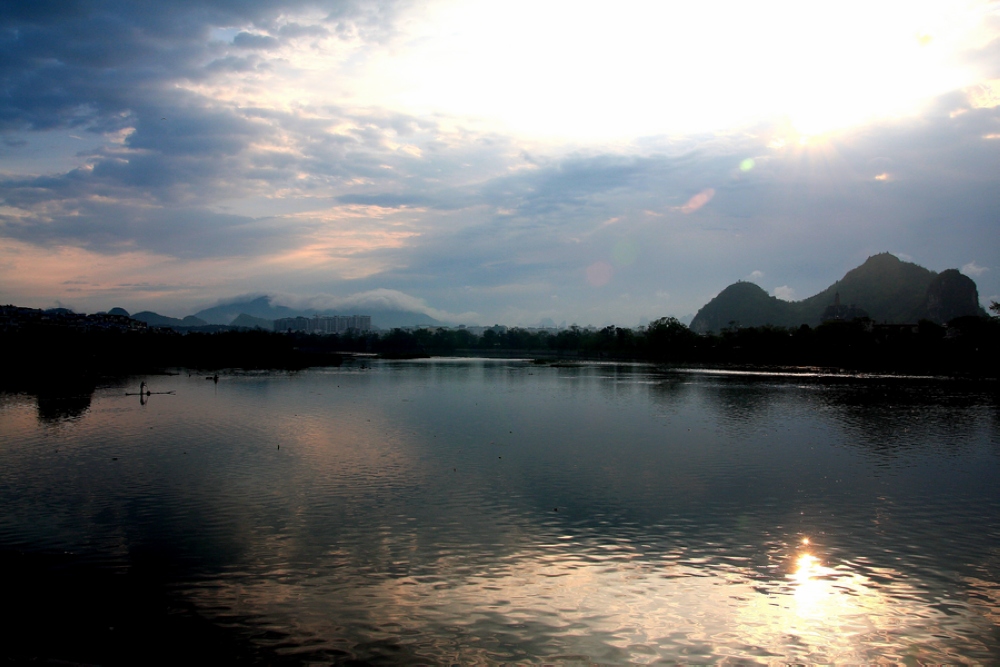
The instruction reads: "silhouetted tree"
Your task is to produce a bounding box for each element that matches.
[644,317,698,360]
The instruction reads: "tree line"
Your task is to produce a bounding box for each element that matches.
[3,314,998,389]
[323,315,999,376]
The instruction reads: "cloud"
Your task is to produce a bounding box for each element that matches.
[0,200,308,259]
[5,96,1000,323]
[679,188,715,214]
[275,288,479,323]
[232,32,281,50]
[961,261,989,276]
[0,1,999,325]
[747,270,764,282]
[772,285,795,301]
[337,193,432,208]
[0,0,405,132]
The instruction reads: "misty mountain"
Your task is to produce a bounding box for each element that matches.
[230,313,274,329]
[193,297,298,325]
[690,253,987,333]
[132,311,208,328]
[193,295,441,329]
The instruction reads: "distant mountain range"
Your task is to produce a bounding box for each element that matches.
[690,253,987,333]
[192,296,442,329]
[113,295,442,330]
[131,311,208,328]
[191,296,298,326]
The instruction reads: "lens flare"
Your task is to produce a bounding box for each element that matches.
[612,240,639,267]
[586,261,613,287]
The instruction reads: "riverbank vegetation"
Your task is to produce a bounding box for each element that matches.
[336,316,999,377]
[1,326,343,392]
[3,314,998,391]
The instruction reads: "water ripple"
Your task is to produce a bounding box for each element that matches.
[0,364,998,664]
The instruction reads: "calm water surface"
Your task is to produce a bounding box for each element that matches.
[2,359,999,664]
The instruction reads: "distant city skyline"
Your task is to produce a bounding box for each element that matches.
[1,1,998,325]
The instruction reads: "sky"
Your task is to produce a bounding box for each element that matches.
[1,0,999,326]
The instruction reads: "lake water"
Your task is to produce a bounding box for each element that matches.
[2,359,999,664]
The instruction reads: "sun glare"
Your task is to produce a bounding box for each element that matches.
[342,0,996,142]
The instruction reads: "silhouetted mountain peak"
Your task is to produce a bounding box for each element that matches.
[690,281,787,333]
[719,281,770,298]
[193,296,297,325]
[691,253,986,333]
[132,311,207,328]
[924,269,984,323]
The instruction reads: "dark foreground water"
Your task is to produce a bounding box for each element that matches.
[1,359,999,665]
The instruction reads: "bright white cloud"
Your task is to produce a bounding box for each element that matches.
[968,79,1000,109]
[747,270,765,282]
[961,261,989,276]
[773,285,795,301]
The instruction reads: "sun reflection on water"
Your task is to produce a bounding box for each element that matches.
[183,533,997,664]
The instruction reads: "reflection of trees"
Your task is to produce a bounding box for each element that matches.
[680,372,997,460]
[992,399,1000,459]
[36,383,95,422]
[645,372,693,420]
[692,376,784,435]
[804,381,995,460]
[648,374,691,403]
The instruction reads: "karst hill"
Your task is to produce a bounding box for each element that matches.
[690,253,987,333]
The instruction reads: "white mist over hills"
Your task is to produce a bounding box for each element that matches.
[187,291,465,329]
